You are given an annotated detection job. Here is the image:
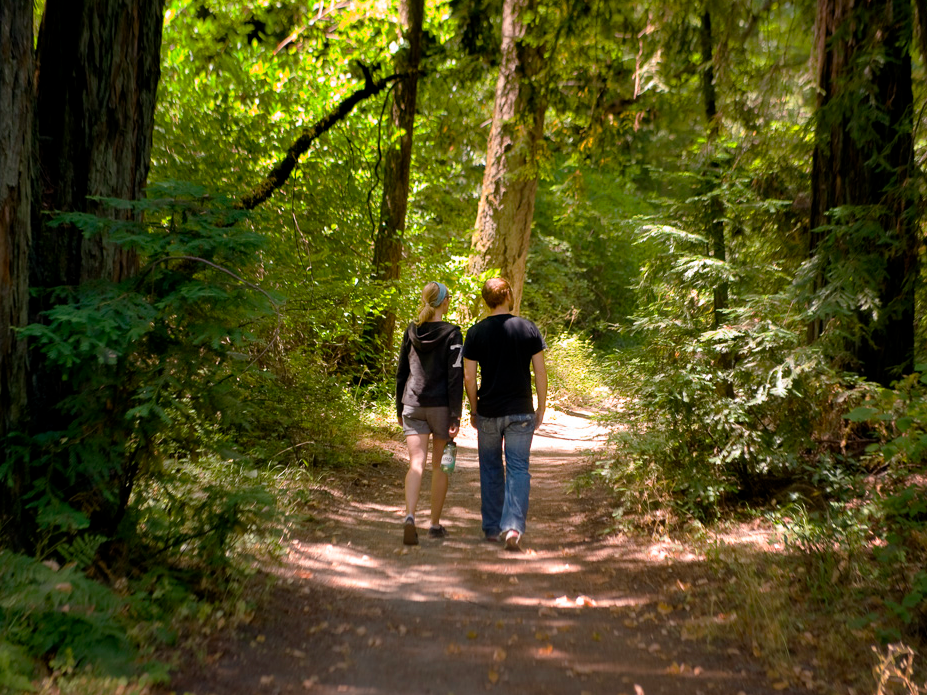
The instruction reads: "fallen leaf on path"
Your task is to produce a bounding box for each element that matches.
[466,630,478,640]
[657,602,673,615]
[355,626,367,636]
[487,669,499,684]
[302,675,319,690]
[508,576,518,584]
[648,643,661,653]
[493,648,507,662]
[538,643,553,655]
[624,619,638,628]
[591,631,601,642]
[446,642,462,655]
[535,631,549,641]
[259,675,275,686]
[634,685,645,695]
[772,682,789,691]
[255,634,266,643]
[495,620,504,629]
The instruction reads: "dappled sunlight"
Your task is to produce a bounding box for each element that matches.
[224,411,793,695]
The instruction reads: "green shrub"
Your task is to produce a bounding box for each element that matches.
[544,333,608,409]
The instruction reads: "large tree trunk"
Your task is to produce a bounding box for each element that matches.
[30,0,164,419]
[360,0,424,373]
[32,0,164,294]
[13,0,166,547]
[808,0,917,386]
[0,0,35,550]
[468,0,548,314]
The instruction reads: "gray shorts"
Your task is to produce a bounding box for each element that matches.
[401,405,453,439]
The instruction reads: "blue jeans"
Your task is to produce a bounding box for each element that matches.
[476,413,536,537]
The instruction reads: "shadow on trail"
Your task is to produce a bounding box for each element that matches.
[166,411,801,695]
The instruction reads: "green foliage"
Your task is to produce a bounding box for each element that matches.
[544,333,607,409]
[596,218,841,521]
[9,183,275,553]
[0,553,135,681]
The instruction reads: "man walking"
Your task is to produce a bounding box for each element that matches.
[463,278,547,551]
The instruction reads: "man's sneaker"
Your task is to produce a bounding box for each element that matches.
[428,525,448,539]
[484,531,500,543]
[503,529,521,551]
[403,518,418,546]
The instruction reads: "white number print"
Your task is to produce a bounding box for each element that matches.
[450,343,463,368]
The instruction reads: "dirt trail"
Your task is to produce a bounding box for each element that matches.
[165,411,800,695]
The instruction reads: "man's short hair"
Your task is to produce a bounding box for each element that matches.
[482,277,512,309]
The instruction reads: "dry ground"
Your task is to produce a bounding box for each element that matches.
[161,410,809,695]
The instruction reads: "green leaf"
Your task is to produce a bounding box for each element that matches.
[846,406,879,422]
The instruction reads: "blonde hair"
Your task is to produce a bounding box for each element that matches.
[415,281,447,325]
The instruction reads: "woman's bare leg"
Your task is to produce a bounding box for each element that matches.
[405,433,429,517]
[430,437,449,526]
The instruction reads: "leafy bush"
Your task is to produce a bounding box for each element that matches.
[596,223,847,521]
[0,553,136,683]
[7,182,276,554]
[544,333,608,409]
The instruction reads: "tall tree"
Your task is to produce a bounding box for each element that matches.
[0,0,35,547]
[0,0,167,552]
[700,7,728,331]
[468,0,549,313]
[808,0,918,386]
[362,0,425,370]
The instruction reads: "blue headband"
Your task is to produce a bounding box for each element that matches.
[429,282,448,307]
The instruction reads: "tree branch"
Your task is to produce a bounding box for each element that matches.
[237,69,408,211]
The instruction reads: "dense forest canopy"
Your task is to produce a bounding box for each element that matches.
[3,0,927,689]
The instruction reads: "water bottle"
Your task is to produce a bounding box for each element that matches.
[440,440,457,474]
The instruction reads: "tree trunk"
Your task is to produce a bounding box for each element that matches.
[360,0,424,374]
[0,0,35,551]
[700,9,728,331]
[17,0,166,546]
[29,0,164,423]
[808,0,917,386]
[468,0,548,314]
[32,0,164,294]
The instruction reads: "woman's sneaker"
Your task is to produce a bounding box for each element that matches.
[503,529,521,551]
[427,525,448,539]
[403,517,418,546]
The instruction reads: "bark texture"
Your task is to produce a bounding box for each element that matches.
[469,0,548,313]
[32,0,165,292]
[29,0,164,421]
[0,0,34,547]
[15,0,167,547]
[809,0,917,386]
[364,0,425,365]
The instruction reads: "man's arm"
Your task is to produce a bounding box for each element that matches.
[464,357,479,428]
[531,351,547,429]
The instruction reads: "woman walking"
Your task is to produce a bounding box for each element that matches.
[395,281,464,545]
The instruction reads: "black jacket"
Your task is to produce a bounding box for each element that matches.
[395,321,464,422]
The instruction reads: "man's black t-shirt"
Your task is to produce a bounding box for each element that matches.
[462,314,546,417]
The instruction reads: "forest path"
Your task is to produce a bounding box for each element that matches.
[165,411,800,695]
